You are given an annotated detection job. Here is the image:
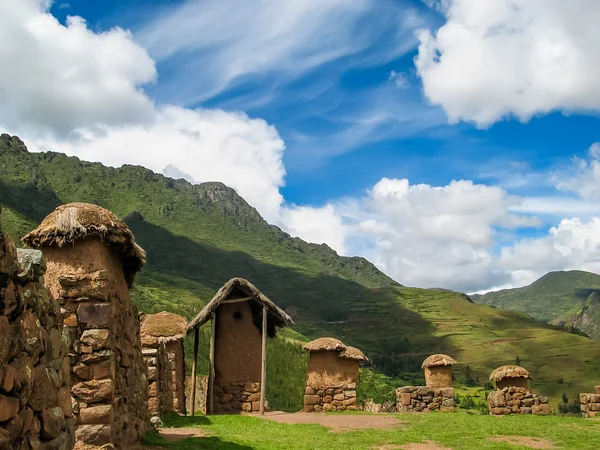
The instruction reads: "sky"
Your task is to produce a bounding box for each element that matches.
[2,0,600,293]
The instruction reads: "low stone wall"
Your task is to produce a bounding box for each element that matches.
[304,382,358,412]
[0,234,74,449]
[487,387,551,415]
[579,386,600,418]
[396,386,455,412]
[213,380,263,413]
[143,345,172,417]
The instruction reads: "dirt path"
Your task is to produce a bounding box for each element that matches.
[487,436,557,449]
[261,411,405,432]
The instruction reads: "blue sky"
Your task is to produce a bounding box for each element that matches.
[3,0,600,292]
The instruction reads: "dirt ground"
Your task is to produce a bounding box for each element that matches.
[487,436,557,449]
[261,411,405,432]
[375,441,452,450]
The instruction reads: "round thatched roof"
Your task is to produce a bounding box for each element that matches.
[339,345,368,361]
[421,354,456,368]
[22,203,146,287]
[489,365,532,382]
[141,312,187,341]
[303,337,346,353]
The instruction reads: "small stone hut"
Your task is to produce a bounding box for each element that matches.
[23,202,149,449]
[140,311,187,416]
[187,278,293,415]
[422,354,456,388]
[303,337,368,412]
[489,365,531,390]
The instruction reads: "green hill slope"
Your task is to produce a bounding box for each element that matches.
[2,133,600,407]
[472,271,600,339]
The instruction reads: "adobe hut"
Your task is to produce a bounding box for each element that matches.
[303,337,368,412]
[23,202,149,449]
[141,311,188,416]
[422,354,456,388]
[489,365,531,390]
[187,278,293,415]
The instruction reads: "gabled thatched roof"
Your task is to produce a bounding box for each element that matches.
[489,365,532,382]
[141,312,187,342]
[187,277,293,337]
[303,337,345,353]
[422,354,456,368]
[339,345,369,361]
[22,203,145,287]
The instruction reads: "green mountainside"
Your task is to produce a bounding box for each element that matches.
[2,133,600,408]
[472,270,600,339]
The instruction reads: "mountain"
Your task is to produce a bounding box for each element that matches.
[2,133,600,406]
[472,270,600,339]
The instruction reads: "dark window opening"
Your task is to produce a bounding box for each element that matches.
[233,311,242,320]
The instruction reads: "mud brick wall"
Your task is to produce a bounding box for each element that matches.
[0,233,74,449]
[213,380,263,413]
[304,382,358,412]
[165,341,186,415]
[579,386,600,418]
[396,386,455,412]
[143,345,172,417]
[487,387,551,415]
[43,239,148,449]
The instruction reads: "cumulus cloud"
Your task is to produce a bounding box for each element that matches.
[415,0,600,127]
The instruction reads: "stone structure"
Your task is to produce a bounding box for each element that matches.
[303,338,368,412]
[489,365,531,390]
[487,387,551,415]
[23,203,149,449]
[185,375,209,415]
[0,218,74,449]
[187,278,293,415]
[422,354,456,388]
[579,386,600,417]
[396,386,455,412]
[140,312,187,416]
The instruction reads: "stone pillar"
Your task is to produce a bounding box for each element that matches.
[579,386,600,417]
[487,387,550,415]
[42,239,148,449]
[0,232,74,448]
[304,382,358,412]
[166,340,186,414]
[143,344,172,417]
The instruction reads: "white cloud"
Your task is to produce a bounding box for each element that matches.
[415,0,600,127]
[555,143,600,201]
[389,70,410,89]
[0,0,156,137]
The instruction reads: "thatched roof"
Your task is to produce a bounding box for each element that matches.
[489,365,532,382]
[339,345,368,361]
[141,312,187,342]
[303,337,345,353]
[422,354,456,368]
[187,277,293,337]
[22,203,145,287]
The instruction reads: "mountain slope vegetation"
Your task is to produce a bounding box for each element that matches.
[472,270,600,339]
[2,133,600,407]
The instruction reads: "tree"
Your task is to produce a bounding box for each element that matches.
[515,355,521,365]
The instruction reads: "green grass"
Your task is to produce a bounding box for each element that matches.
[143,412,600,449]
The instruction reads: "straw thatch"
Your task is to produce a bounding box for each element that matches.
[303,337,346,353]
[22,202,145,287]
[489,365,532,382]
[338,345,368,361]
[141,312,187,342]
[187,277,293,337]
[421,354,456,368]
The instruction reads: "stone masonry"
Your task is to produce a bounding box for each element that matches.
[487,386,551,415]
[0,231,74,448]
[304,383,358,412]
[396,386,455,412]
[143,345,172,417]
[579,386,600,418]
[213,381,263,413]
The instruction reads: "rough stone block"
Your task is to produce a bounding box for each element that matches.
[400,393,412,406]
[72,379,114,403]
[29,365,58,411]
[77,303,111,329]
[80,329,110,350]
[0,393,19,421]
[40,406,64,439]
[75,424,112,446]
[304,394,321,405]
[79,405,114,424]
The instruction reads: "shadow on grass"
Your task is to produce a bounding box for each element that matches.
[144,434,254,450]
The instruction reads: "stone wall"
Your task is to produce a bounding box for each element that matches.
[185,375,208,415]
[43,240,148,449]
[396,386,455,412]
[487,387,551,415]
[304,382,358,412]
[0,233,74,449]
[165,341,185,415]
[579,386,600,418]
[213,380,263,413]
[143,345,172,417]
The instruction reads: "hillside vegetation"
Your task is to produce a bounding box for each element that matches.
[2,133,600,408]
[472,270,600,339]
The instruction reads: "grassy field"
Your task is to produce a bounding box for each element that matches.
[143,412,600,449]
